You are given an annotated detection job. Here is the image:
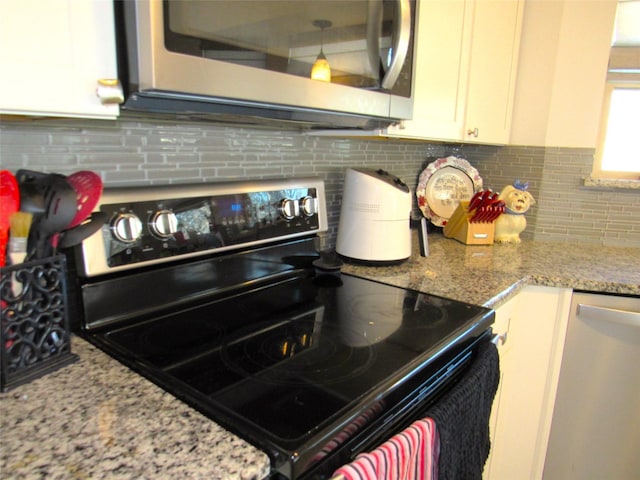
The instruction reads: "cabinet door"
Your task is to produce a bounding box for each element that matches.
[464,0,523,144]
[0,0,119,119]
[386,0,522,144]
[386,0,472,141]
[483,294,517,480]
[485,286,572,480]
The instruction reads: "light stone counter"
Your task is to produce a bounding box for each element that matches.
[0,338,271,480]
[342,233,640,308]
[1,234,638,479]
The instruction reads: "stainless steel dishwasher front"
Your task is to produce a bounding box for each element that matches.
[543,292,640,480]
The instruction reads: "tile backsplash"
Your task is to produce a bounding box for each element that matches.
[1,117,638,247]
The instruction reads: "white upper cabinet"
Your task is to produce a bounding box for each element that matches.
[463,0,523,144]
[388,0,472,141]
[386,0,523,144]
[0,0,120,119]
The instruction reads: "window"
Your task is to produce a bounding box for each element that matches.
[593,0,640,180]
[594,84,640,179]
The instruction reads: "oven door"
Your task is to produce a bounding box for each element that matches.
[119,0,415,127]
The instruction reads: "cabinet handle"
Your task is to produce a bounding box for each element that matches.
[96,79,124,105]
[491,332,507,346]
[467,127,479,138]
[577,303,640,328]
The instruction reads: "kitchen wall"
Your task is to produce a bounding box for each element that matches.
[461,145,640,248]
[1,117,638,248]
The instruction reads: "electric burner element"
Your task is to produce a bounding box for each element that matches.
[109,317,224,366]
[219,313,377,387]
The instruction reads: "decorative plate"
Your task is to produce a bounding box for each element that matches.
[417,156,483,226]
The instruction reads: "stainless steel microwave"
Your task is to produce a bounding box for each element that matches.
[116,0,415,129]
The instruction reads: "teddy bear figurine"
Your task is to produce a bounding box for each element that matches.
[494,180,536,244]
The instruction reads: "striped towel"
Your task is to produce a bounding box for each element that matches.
[313,402,386,463]
[331,418,439,480]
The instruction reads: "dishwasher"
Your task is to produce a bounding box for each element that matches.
[543,291,640,479]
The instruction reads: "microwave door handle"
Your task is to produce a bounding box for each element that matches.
[381,0,411,89]
[367,0,382,82]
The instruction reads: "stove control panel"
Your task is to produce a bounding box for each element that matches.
[76,178,327,277]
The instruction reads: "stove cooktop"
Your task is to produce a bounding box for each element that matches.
[87,263,493,477]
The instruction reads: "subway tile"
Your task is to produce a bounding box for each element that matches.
[202,167,243,179]
[104,170,148,185]
[0,130,49,146]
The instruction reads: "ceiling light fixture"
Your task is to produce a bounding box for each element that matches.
[311,19,332,82]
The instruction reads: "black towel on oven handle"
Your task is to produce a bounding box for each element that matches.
[425,340,500,480]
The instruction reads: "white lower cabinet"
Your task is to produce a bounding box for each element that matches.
[484,286,572,480]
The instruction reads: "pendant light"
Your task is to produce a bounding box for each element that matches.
[311,19,332,82]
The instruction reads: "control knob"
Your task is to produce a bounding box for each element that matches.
[299,196,317,217]
[149,210,178,238]
[279,198,300,220]
[111,212,143,243]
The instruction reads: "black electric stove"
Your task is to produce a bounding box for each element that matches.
[70,177,494,479]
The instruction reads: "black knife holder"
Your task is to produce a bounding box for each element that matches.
[1,255,77,391]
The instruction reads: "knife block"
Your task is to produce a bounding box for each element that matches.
[443,201,495,245]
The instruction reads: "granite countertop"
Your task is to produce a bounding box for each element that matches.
[0,338,271,480]
[342,233,640,308]
[2,234,638,479]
